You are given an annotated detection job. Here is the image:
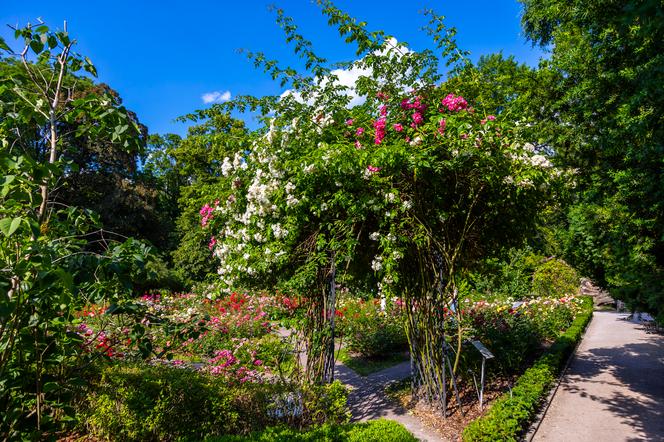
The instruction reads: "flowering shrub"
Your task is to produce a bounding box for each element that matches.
[462,296,582,373]
[337,298,408,358]
[75,291,296,382]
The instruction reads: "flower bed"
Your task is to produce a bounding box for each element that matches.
[462,296,583,373]
[74,291,298,382]
[462,296,593,441]
[336,297,408,358]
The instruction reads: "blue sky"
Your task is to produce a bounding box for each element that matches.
[1,0,544,136]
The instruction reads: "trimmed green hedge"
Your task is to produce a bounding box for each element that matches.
[462,296,593,442]
[209,419,417,441]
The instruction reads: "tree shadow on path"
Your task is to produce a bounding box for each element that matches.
[561,333,664,442]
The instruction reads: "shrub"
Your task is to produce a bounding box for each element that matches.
[338,298,408,358]
[81,363,349,441]
[463,296,582,374]
[531,259,580,298]
[209,418,417,441]
[469,248,545,300]
[462,296,593,441]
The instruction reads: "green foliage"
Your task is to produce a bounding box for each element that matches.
[209,418,417,442]
[338,299,407,358]
[462,296,593,441]
[531,259,579,298]
[0,22,152,438]
[468,248,545,300]
[82,363,350,441]
[83,364,248,441]
[520,0,664,320]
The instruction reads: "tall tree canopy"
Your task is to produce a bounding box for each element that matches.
[0,56,171,250]
[520,0,664,319]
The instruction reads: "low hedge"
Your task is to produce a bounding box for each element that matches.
[209,418,417,441]
[462,296,593,441]
[80,363,349,441]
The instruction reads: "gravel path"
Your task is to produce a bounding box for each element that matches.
[335,360,447,442]
[533,311,664,442]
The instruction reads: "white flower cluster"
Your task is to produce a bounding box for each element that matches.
[272,223,288,239]
[507,143,552,168]
[371,256,383,272]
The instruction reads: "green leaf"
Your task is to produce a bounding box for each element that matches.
[0,218,11,236]
[42,382,59,393]
[8,217,21,236]
[30,39,44,54]
[0,37,10,52]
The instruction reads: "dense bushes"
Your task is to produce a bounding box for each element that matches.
[211,419,417,442]
[470,250,580,301]
[337,298,408,358]
[463,296,581,373]
[531,259,579,298]
[462,296,593,441]
[81,364,349,441]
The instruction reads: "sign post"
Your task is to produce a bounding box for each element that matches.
[470,340,494,409]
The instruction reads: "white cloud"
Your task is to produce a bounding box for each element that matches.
[202,90,232,104]
[279,38,412,108]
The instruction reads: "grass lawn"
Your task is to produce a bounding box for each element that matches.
[336,347,409,376]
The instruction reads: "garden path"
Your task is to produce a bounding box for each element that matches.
[335,361,448,442]
[533,311,664,442]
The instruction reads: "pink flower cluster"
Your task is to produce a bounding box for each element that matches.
[438,118,447,135]
[441,94,468,112]
[209,349,237,369]
[200,203,215,227]
[373,117,387,144]
[481,115,496,125]
[401,96,427,128]
[208,349,259,383]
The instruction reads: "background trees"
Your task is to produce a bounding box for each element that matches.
[520,0,664,320]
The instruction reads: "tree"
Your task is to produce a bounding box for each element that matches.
[198,3,556,402]
[0,55,175,254]
[520,0,664,320]
[150,111,249,286]
[0,22,149,437]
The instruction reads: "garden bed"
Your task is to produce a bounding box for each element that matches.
[462,296,594,441]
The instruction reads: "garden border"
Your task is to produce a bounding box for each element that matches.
[523,305,594,441]
[461,296,594,441]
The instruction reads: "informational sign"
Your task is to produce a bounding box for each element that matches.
[471,340,494,360]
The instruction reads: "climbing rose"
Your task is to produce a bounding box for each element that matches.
[438,119,446,135]
[441,94,468,112]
